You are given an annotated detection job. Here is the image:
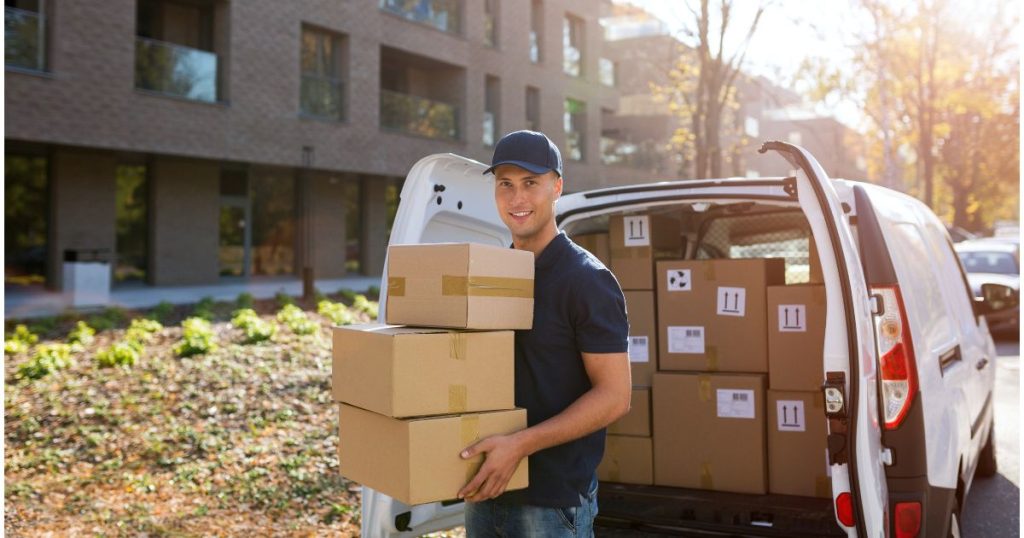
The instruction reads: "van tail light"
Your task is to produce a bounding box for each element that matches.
[835,492,856,527]
[894,501,922,538]
[872,285,918,430]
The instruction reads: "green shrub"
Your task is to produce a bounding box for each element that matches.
[193,297,216,321]
[17,343,73,380]
[276,304,319,335]
[275,292,295,308]
[236,292,254,310]
[352,294,379,319]
[67,321,96,349]
[317,300,355,326]
[174,318,217,357]
[148,301,175,323]
[96,342,141,369]
[5,324,38,355]
[337,289,357,303]
[87,307,128,332]
[366,285,380,299]
[27,316,57,335]
[231,309,276,344]
[125,318,163,346]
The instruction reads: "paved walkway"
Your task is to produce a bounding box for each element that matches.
[4,275,382,320]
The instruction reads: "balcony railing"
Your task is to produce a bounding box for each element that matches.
[482,111,496,146]
[5,7,44,71]
[380,0,461,35]
[380,89,460,141]
[135,37,217,103]
[301,74,345,121]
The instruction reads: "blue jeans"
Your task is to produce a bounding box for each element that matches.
[464,477,599,537]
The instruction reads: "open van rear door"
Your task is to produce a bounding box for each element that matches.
[361,153,506,537]
[760,141,889,537]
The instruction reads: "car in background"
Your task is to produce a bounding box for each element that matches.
[955,239,1020,335]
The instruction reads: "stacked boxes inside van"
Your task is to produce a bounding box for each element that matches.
[576,213,832,498]
[332,243,534,505]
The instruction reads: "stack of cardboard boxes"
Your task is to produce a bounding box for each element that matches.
[581,213,832,498]
[332,243,535,505]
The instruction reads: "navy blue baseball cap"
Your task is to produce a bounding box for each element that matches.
[483,130,563,177]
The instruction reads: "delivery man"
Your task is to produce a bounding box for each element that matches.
[457,130,632,537]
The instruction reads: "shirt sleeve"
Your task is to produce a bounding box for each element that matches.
[572,266,630,354]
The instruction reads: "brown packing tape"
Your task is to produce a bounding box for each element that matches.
[449,385,468,413]
[815,475,832,498]
[449,333,467,360]
[705,346,719,371]
[461,415,481,483]
[700,462,714,489]
[610,246,651,259]
[388,276,406,297]
[441,275,534,298]
[698,376,712,403]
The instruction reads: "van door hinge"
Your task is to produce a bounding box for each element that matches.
[782,177,797,197]
[881,448,894,466]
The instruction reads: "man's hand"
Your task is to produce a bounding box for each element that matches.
[457,433,526,502]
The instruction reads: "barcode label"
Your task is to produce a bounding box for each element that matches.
[668,326,704,354]
[627,336,649,363]
[717,389,756,419]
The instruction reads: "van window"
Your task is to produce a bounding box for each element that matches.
[696,210,812,284]
[885,222,957,344]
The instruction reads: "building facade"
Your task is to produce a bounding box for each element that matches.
[5,0,619,291]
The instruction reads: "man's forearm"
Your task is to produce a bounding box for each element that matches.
[512,383,629,458]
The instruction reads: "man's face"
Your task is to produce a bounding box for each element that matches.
[493,164,563,241]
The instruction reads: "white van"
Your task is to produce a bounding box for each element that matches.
[358,142,1011,537]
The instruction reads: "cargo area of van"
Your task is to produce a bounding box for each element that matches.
[560,199,846,536]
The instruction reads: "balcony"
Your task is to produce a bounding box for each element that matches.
[135,36,218,103]
[380,89,459,141]
[5,6,44,71]
[301,74,345,121]
[380,0,461,35]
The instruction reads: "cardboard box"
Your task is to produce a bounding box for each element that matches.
[573,233,611,267]
[653,372,767,494]
[385,243,534,330]
[767,285,826,391]
[609,215,681,290]
[624,291,656,386]
[608,388,651,436]
[656,258,785,373]
[598,435,653,485]
[768,390,831,498]
[338,404,529,506]
[332,324,514,417]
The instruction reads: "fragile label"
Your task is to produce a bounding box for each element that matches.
[716,389,755,419]
[778,304,807,332]
[716,287,746,316]
[628,336,650,363]
[623,216,650,247]
[776,399,806,432]
[668,326,704,354]
[666,269,691,291]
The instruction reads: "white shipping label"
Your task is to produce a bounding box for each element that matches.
[628,336,650,363]
[666,269,692,291]
[778,304,807,332]
[668,326,704,354]
[776,399,806,432]
[716,287,746,316]
[623,216,651,247]
[716,389,756,419]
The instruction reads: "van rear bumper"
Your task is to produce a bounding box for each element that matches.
[595,482,844,537]
[886,477,957,537]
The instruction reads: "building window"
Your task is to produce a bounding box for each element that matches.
[251,171,296,276]
[526,86,540,131]
[5,0,46,72]
[563,14,583,77]
[564,98,586,161]
[380,46,463,141]
[599,58,615,87]
[483,75,500,146]
[115,165,149,283]
[744,116,759,137]
[219,169,248,277]
[484,0,498,47]
[380,0,461,35]
[529,0,542,63]
[135,0,219,103]
[300,26,345,121]
[5,154,48,288]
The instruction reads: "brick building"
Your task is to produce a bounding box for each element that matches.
[5,0,618,292]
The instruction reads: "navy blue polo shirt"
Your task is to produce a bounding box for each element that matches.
[497,232,629,507]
